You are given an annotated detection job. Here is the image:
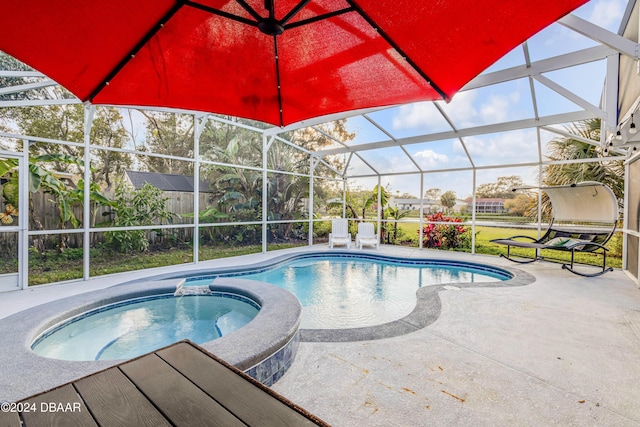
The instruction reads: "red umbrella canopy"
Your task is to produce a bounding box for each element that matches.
[1,0,587,127]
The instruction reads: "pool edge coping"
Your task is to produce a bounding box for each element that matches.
[0,278,302,402]
[299,262,535,342]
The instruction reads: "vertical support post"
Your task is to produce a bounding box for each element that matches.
[419,173,424,249]
[262,135,270,254]
[342,179,347,218]
[536,164,544,260]
[537,164,543,238]
[308,156,315,246]
[623,161,629,272]
[535,126,544,253]
[83,104,95,281]
[342,154,353,220]
[19,140,29,289]
[377,175,382,242]
[193,114,207,264]
[604,53,620,133]
[471,170,477,255]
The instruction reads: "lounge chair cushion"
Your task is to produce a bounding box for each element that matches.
[545,237,588,250]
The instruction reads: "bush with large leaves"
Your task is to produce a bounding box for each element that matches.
[105,183,174,253]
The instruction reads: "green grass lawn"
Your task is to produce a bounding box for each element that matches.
[26,242,303,286]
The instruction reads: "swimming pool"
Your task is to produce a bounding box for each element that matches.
[186,254,512,329]
[31,292,260,361]
[0,251,530,398]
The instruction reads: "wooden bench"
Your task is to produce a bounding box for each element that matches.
[5,340,328,427]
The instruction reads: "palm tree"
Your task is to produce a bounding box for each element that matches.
[385,205,411,244]
[534,118,624,217]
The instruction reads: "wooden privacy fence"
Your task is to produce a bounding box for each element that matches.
[0,191,215,249]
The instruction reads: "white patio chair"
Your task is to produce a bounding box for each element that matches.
[329,218,351,249]
[355,222,379,250]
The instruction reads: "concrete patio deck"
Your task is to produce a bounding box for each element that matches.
[1,245,639,426]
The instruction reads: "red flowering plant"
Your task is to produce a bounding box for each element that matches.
[419,212,470,250]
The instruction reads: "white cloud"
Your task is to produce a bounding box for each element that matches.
[454,129,538,163]
[413,149,449,169]
[437,91,478,127]
[391,101,443,130]
[587,0,624,31]
[391,91,488,131]
[444,90,523,128]
[391,88,525,132]
[479,95,511,124]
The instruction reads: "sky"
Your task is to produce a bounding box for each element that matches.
[340,0,627,200]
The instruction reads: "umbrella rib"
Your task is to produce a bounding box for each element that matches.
[266,0,275,19]
[284,7,355,30]
[272,37,284,127]
[346,0,449,102]
[87,1,185,102]
[281,0,312,26]
[234,0,263,22]
[185,1,258,27]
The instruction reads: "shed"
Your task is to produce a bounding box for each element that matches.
[123,170,214,193]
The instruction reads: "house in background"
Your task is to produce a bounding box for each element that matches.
[389,198,468,214]
[389,198,440,211]
[472,198,506,214]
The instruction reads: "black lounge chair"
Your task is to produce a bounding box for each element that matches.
[491,182,618,277]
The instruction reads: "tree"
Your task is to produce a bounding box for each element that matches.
[106,182,174,253]
[385,205,411,244]
[0,102,132,190]
[199,136,263,243]
[90,108,132,190]
[543,119,623,202]
[327,186,366,220]
[199,117,263,168]
[286,119,355,152]
[137,111,194,174]
[197,117,354,242]
[476,176,524,199]
[504,193,537,217]
[424,188,441,200]
[1,153,111,251]
[395,191,417,199]
[330,184,388,217]
[440,190,457,212]
[265,142,311,240]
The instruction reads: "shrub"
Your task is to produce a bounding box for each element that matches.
[607,231,623,257]
[420,212,470,250]
[106,183,174,253]
[310,220,332,238]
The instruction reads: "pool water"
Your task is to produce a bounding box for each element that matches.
[32,293,259,361]
[188,255,510,329]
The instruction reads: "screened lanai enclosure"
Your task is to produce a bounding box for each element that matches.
[2,0,640,290]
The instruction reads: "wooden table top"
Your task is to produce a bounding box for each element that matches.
[2,340,329,427]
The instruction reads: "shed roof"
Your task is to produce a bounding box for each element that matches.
[125,170,213,193]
